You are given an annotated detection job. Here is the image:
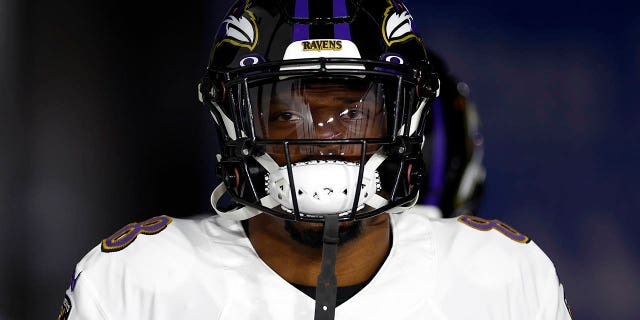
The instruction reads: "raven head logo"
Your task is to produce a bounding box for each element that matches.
[218,0,259,50]
[382,1,417,46]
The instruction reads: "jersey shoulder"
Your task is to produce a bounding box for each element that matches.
[431,214,545,258]
[64,215,254,318]
[74,214,248,282]
[94,214,212,255]
[426,215,571,317]
[430,214,558,285]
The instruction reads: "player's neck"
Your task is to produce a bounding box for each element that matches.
[246,213,391,287]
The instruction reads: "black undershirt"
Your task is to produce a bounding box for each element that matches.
[291,280,371,306]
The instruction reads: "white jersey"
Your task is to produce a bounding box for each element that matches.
[61,206,572,320]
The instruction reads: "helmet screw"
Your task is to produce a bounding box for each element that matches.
[234,138,254,157]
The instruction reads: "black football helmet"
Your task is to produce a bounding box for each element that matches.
[419,52,486,217]
[200,0,439,223]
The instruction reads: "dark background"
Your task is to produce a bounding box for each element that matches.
[1,0,638,319]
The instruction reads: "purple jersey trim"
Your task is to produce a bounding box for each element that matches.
[424,98,446,205]
[70,269,81,291]
[293,0,310,41]
[333,0,351,40]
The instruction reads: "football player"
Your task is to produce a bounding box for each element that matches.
[60,1,572,319]
[417,51,486,217]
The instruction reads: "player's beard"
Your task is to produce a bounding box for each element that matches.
[284,220,362,248]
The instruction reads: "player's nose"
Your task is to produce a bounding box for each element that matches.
[312,121,343,139]
[309,109,345,139]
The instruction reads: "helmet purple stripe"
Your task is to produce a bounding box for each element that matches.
[424,97,447,206]
[293,0,310,41]
[333,0,351,40]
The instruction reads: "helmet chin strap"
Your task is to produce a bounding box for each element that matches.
[314,214,339,320]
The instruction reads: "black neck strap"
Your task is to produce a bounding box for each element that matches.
[314,214,339,320]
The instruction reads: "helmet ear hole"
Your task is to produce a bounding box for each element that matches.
[215,80,227,104]
[199,74,226,104]
[408,161,425,185]
[218,164,241,189]
[232,167,240,189]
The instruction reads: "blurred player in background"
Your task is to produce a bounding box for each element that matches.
[417,51,485,218]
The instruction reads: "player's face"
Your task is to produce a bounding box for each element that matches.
[253,78,388,165]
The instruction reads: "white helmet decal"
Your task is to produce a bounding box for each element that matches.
[382,1,417,46]
[217,1,258,50]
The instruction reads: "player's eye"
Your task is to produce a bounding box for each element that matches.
[270,111,303,122]
[339,108,366,121]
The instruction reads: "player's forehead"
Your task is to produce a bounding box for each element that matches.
[268,78,370,104]
[271,78,368,94]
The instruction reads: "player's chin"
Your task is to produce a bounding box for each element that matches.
[291,219,358,230]
[284,219,362,248]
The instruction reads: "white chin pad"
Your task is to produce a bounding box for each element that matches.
[266,161,380,216]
